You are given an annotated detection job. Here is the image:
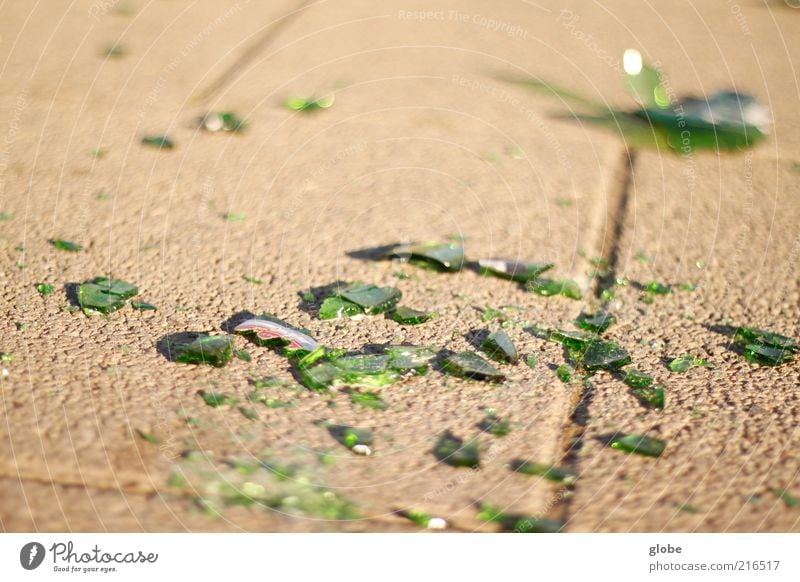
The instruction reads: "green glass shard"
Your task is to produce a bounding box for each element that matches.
[385,345,437,374]
[525,354,538,368]
[328,425,373,450]
[338,283,402,315]
[527,278,582,299]
[582,341,631,370]
[480,330,518,364]
[332,355,400,386]
[397,509,438,528]
[142,135,174,149]
[478,413,511,437]
[297,346,328,369]
[136,429,160,445]
[481,306,507,322]
[733,327,798,353]
[442,352,505,382]
[631,384,665,409]
[203,111,248,132]
[131,300,157,311]
[772,488,800,508]
[669,353,713,373]
[51,239,82,252]
[391,306,437,325]
[235,349,252,362]
[350,391,388,411]
[645,281,672,295]
[201,392,240,407]
[386,242,465,272]
[623,49,669,109]
[511,460,577,486]
[477,503,562,533]
[433,431,480,468]
[319,296,364,320]
[78,277,139,313]
[224,212,246,222]
[549,329,597,351]
[623,368,654,388]
[286,94,335,111]
[239,407,258,421]
[611,434,666,457]
[478,259,554,282]
[171,334,233,367]
[36,283,56,296]
[576,311,616,334]
[743,343,794,366]
[555,364,573,383]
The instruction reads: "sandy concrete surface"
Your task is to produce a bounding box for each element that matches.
[0,0,797,532]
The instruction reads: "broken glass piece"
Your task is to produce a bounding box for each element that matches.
[669,354,713,373]
[480,330,518,364]
[131,300,156,311]
[433,431,480,468]
[51,239,82,252]
[611,434,665,457]
[328,425,373,451]
[478,259,554,282]
[478,413,511,437]
[319,296,363,320]
[441,352,505,382]
[631,384,665,409]
[549,329,597,351]
[733,327,798,353]
[349,391,388,411]
[385,345,437,374]
[170,334,234,367]
[527,278,582,300]
[234,316,320,352]
[78,277,138,313]
[640,91,771,152]
[583,341,631,370]
[36,283,55,296]
[645,281,672,295]
[623,49,669,109]
[511,460,577,486]
[202,111,247,132]
[299,362,340,391]
[235,349,251,362]
[201,392,240,407]
[525,354,537,368]
[391,306,437,325]
[477,503,563,533]
[397,509,447,530]
[286,94,335,111]
[555,364,573,383]
[743,344,794,366]
[623,368,654,388]
[332,354,401,386]
[772,488,799,508]
[385,242,465,272]
[338,283,402,315]
[141,135,174,149]
[576,311,616,334]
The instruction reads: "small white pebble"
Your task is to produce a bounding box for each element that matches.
[427,517,447,530]
[1,368,8,377]
[352,444,372,456]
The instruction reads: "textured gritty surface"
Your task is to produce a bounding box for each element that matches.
[0,0,798,532]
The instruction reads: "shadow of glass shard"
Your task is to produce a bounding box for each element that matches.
[433,431,479,468]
